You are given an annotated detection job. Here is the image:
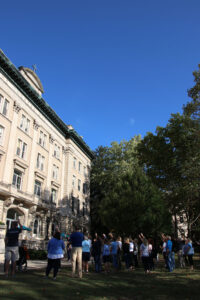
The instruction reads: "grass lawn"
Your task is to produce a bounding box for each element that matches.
[0,259,200,300]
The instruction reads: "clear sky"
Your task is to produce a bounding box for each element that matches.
[1,0,200,150]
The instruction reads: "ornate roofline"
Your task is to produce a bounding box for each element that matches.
[18,66,44,94]
[0,49,94,159]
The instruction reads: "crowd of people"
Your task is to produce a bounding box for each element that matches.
[4,221,196,280]
[45,227,196,280]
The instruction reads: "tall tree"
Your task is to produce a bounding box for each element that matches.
[138,64,200,237]
[90,137,171,236]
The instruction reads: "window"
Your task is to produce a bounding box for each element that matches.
[0,95,9,117]
[33,217,42,236]
[20,114,30,133]
[51,189,57,203]
[12,169,22,189]
[83,183,88,194]
[78,162,81,173]
[72,175,76,188]
[83,202,85,216]
[16,139,27,159]
[52,165,59,180]
[39,131,47,148]
[84,166,87,177]
[34,180,41,197]
[0,125,5,145]
[73,157,76,169]
[78,179,81,191]
[53,143,60,159]
[37,153,45,171]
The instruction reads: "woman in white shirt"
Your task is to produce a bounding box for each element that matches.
[140,238,150,274]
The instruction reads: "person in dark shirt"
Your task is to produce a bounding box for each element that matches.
[92,234,102,272]
[70,225,84,278]
[5,220,22,277]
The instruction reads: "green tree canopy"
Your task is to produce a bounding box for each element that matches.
[90,136,171,236]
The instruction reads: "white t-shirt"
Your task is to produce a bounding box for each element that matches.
[162,242,166,253]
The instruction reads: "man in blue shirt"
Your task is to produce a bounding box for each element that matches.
[166,236,175,272]
[70,225,84,278]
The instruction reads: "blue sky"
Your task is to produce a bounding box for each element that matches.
[1,0,200,150]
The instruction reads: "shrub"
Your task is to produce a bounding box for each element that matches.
[28,249,47,260]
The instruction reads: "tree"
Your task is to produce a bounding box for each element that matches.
[138,65,200,237]
[90,136,171,236]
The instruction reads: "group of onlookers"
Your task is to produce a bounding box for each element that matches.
[4,222,196,280]
[161,234,194,272]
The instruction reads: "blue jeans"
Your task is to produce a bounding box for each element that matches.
[167,252,175,272]
[94,254,101,272]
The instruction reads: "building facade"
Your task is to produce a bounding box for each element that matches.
[0,50,93,248]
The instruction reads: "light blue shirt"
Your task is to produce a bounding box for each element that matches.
[103,244,110,256]
[82,240,91,253]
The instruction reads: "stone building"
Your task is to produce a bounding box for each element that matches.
[0,49,93,248]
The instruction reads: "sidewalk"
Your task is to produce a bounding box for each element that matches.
[0,259,71,274]
[28,259,71,270]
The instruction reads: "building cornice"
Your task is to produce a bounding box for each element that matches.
[0,49,94,159]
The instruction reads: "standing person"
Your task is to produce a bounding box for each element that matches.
[166,236,175,272]
[148,238,155,271]
[177,235,185,268]
[161,235,167,268]
[184,238,194,270]
[92,234,102,273]
[140,238,150,274]
[123,238,130,270]
[82,235,91,273]
[110,236,119,270]
[5,219,22,277]
[102,239,111,273]
[70,225,84,278]
[133,238,139,268]
[117,236,122,270]
[45,231,65,280]
[129,238,134,270]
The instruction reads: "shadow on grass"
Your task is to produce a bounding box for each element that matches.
[0,264,200,300]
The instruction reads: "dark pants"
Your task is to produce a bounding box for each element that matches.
[46,258,60,278]
[124,253,130,269]
[142,256,150,272]
[133,254,138,267]
[94,254,101,272]
[188,255,193,266]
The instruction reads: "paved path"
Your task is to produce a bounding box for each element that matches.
[28,259,71,270]
[0,259,71,274]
